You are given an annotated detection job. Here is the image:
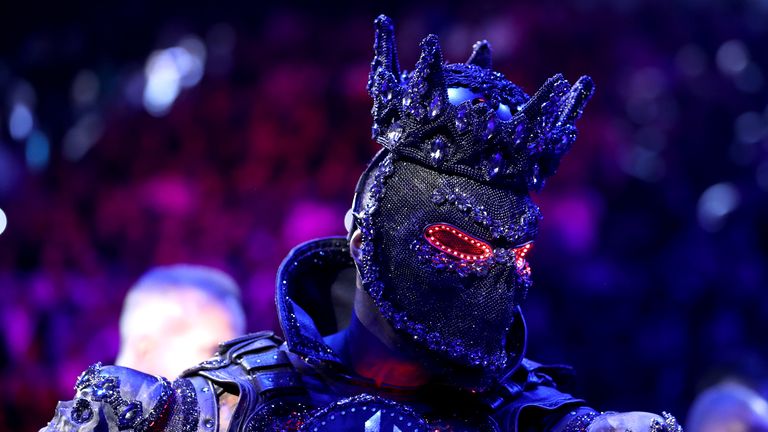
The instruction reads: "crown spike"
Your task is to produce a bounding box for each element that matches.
[556,76,595,126]
[368,15,405,141]
[515,73,564,123]
[411,34,446,91]
[368,15,400,93]
[402,34,448,121]
[466,40,493,69]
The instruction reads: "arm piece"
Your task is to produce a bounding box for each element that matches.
[41,363,189,432]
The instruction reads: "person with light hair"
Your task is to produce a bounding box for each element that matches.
[687,380,768,432]
[115,264,246,379]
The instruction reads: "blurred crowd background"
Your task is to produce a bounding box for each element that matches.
[1,0,767,430]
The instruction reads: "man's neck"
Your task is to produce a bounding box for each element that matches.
[324,296,432,388]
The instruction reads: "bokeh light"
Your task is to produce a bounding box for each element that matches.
[8,103,33,141]
[0,207,6,236]
[142,36,207,117]
[697,182,741,232]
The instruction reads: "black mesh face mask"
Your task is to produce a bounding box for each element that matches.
[352,152,539,373]
[350,15,593,376]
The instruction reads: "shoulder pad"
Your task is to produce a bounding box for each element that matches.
[182,331,305,398]
[484,359,586,430]
[44,363,175,431]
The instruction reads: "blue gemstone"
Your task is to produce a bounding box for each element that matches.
[485,117,496,140]
[379,79,390,97]
[118,402,143,429]
[92,387,108,400]
[491,224,507,238]
[529,163,541,188]
[429,94,443,119]
[431,190,446,204]
[386,122,402,144]
[487,152,504,178]
[455,103,469,132]
[430,138,446,164]
[514,122,528,145]
[527,137,541,152]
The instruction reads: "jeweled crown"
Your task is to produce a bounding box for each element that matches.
[367,15,595,191]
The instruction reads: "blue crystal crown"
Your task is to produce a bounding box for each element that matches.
[367,15,595,191]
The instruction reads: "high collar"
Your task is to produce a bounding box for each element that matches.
[274,236,529,381]
[276,236,356,364]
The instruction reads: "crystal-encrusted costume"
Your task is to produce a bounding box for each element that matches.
[42,15,683,432]
[41,238,600,431]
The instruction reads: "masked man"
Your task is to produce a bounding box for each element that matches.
[42,16,682,432]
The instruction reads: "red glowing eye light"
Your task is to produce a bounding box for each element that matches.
[424,223,493,261]
[515,243,533,260]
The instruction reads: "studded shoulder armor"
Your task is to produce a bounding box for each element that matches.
[181,331,308,432]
